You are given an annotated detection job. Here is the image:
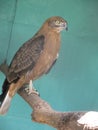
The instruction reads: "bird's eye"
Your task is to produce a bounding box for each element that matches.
[55,20,60,25]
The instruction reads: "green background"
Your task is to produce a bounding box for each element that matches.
[0,0,98,130]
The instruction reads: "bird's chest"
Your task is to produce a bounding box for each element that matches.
[44,33,60,56]
[40,33,60,68]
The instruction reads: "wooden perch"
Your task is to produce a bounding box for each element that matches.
[18,86,98,130]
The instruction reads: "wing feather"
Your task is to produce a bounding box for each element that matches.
[8,35,45,82]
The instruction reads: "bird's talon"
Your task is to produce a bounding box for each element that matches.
[24,87,40,96]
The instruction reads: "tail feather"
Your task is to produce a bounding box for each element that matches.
[0,79,11,115]
[0,79,10,102]
[0,91,12,115]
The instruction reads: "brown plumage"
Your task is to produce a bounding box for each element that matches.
[0,16,68,114]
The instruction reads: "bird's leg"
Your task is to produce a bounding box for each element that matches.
[25,80,39,96]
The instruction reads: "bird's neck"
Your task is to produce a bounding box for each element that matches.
[38,23,61,35]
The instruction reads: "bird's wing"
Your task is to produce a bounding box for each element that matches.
[8,35,45,82]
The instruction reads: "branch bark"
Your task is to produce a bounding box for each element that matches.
[18,86,88,130]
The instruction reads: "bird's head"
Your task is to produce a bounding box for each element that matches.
[46,16,68,33]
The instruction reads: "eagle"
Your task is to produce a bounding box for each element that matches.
[0,16,68,115]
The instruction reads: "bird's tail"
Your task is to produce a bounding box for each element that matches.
[0,79,12,115]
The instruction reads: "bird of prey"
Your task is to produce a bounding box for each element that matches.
[0,16,68,115]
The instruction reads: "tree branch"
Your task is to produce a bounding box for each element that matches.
[18,86,95,130]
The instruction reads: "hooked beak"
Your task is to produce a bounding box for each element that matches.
[65,26,68,31]
[60,25,68,31]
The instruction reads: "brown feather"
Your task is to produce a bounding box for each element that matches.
[7,35,45,82]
